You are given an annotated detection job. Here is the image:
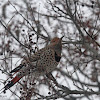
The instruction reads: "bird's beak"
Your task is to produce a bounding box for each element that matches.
[58,36,64,43]
[60,36,64,40]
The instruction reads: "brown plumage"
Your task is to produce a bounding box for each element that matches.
[2,36,63,93]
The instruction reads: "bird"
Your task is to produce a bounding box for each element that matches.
[1,36,63,93]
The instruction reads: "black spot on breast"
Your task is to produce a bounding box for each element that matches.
[55,52,61,62]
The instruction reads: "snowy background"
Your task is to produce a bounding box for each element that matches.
[0,0,100,100]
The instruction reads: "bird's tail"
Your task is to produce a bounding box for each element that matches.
[0,76,22,94]
[0,61,26,94]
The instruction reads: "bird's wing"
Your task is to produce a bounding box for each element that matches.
[9,48,45,74]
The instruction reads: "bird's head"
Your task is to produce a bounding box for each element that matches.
[50,36,64,56]
[50,36,64,45]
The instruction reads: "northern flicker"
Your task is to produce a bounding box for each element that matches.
[1,36,63,93]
